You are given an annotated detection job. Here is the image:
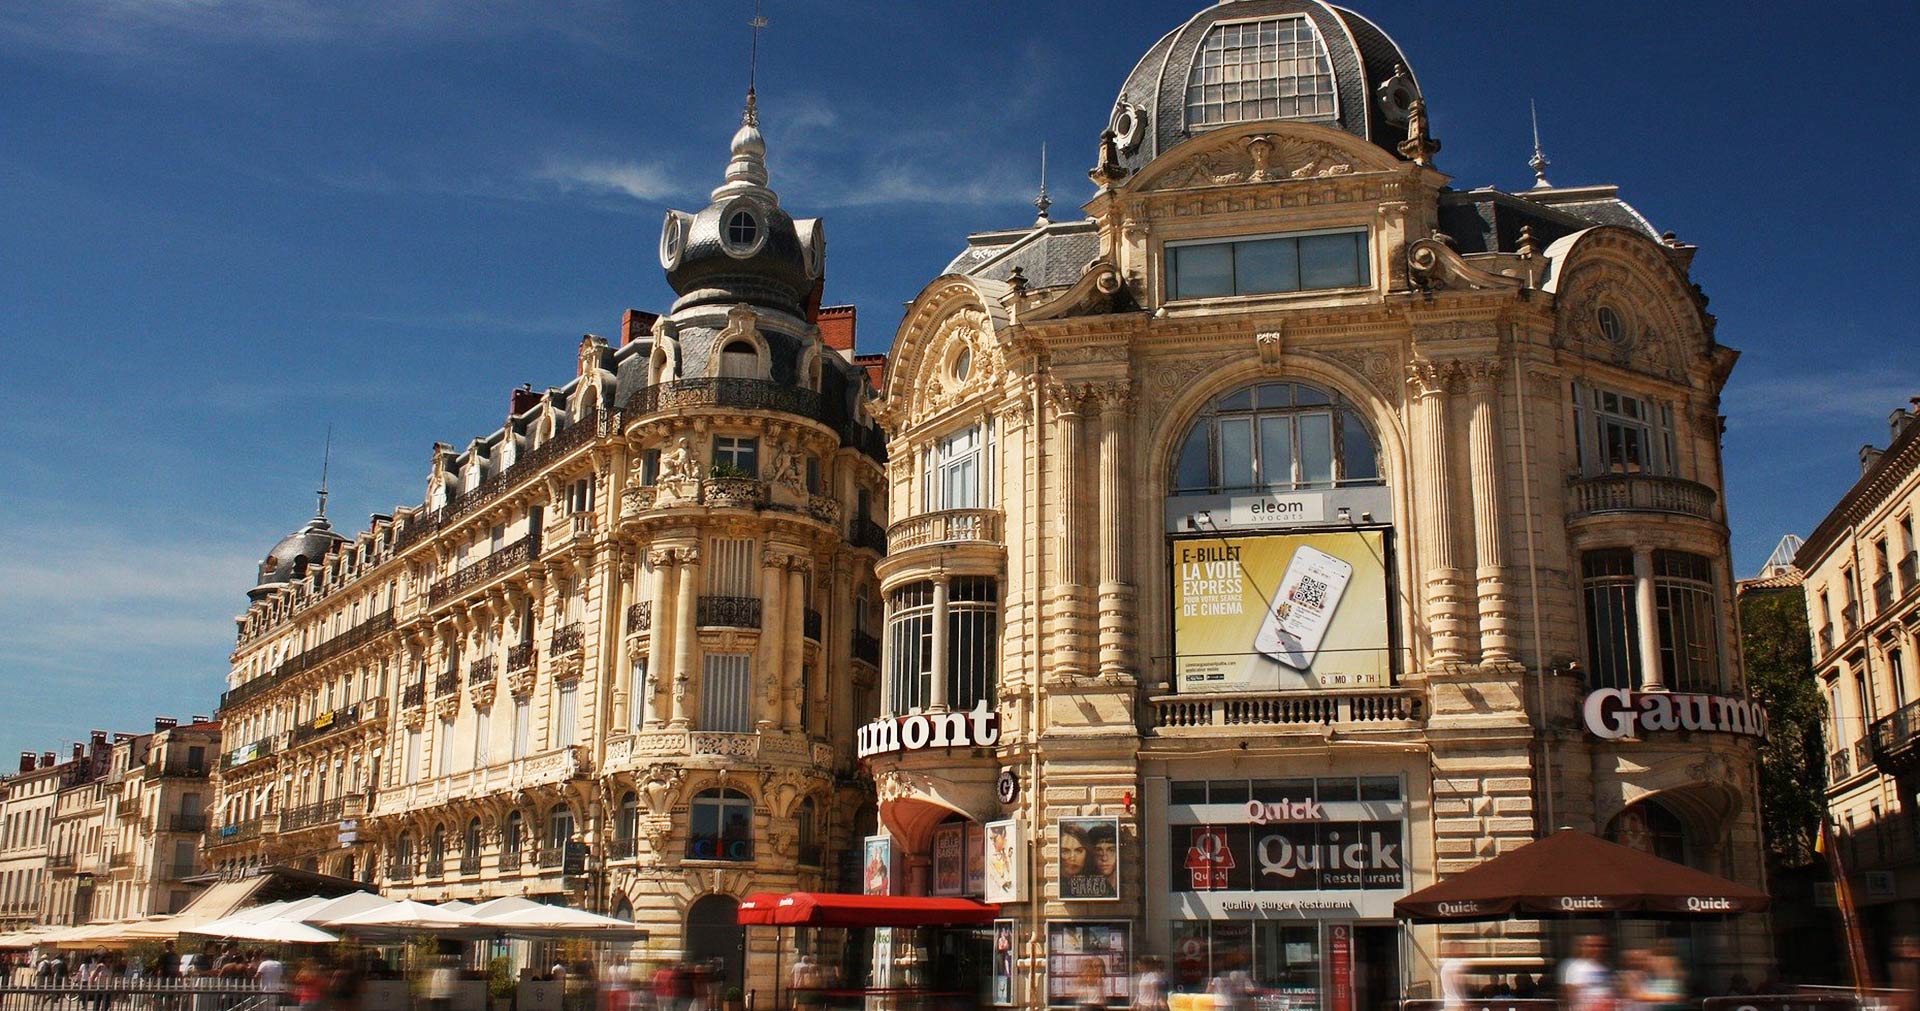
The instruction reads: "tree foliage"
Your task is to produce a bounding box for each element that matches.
[1739,586,1827,867]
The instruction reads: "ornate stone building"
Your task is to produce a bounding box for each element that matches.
[210,94,888,985]
[862,1,1768,1004]
[1796,400,1920,978]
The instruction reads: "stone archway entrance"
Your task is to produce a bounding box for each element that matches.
[685,894,744,990]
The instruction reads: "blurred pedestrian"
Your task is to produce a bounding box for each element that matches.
[1557,934,1613,1011]
[1129,956,1167,1011]
[1075,955,1106,1011]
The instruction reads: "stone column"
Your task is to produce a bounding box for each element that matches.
[929,576,951,711]
[645,550,674,728]
[784,560,807,729]
[1633,546,1665,690]
[1466,361,1515,661]
[671,546,701,728]
[1095,383,1136,676]
[760,548,788,730]
[1408,360,1472,661]
[1049,383,1091,675]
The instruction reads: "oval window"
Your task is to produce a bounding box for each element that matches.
[1597,306,1624,345]
[952,347,972,381]
[726,210,758,249]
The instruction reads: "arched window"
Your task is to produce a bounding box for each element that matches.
[687,789,754,862]
[797,797,820,866]
[1184,16,1336,130]
[503,811,523,854]
[393,831,414,878]
[464,818,482,859]
[1608,800,1687,865]
[1171,381,1379,494]
[429,825,447,875]
[719,340,761,380]
[617,792,639,842]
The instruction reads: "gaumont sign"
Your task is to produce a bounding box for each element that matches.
[856,701,1001,759]
[1581,688,1768,741]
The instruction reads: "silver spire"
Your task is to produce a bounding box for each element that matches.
[1528,99,1552,189]
[1033,142,1052,225]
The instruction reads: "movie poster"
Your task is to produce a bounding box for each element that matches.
[992,920,1017,1006]
[1171,530,1392,693]
[1057,816,1120,901]
[966,821,987,896]
[985,820,1026,904]
[1046,922,1130,1007]
[863,834,898,896]
[933,822,965,896]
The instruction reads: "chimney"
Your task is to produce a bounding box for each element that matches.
[1892,408,1913,443]
[1862,445,1884,474]
[818,305,857,359]
[41,752,55,769]
[191,715,211,725]
[510,384,541,418]
[155,718,178,733]
[20,752,35,774]
[621,309,659,348]
[90,730,107,746]
[71,743,84,763]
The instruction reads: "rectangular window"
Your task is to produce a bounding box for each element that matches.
[701,654,754,733]
[630,658,648,733]
[554,681,578,746]
[641,449,661,486]
[472,710,490,768]
[1890,648,1908,710]
[1167,229,1370,301]
[713,436,759,478]
[888,582,936,713]
[1572,383,1676,477]
[437,718,453,775]
[512,699,531,759]
[1581,549,1641,691]
[1653,550,1721,693]
[948,577,1000,709]
[706,538,758,597]
[404,729,421,784]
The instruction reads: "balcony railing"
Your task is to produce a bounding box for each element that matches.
[1841,602,1860,636]
[220,610,396,711]
[887,508,1004,551]
[435,669,460,696]
[460,855,481,876]
[155,761,210,779]
[394,411,601,553]
[402,682,426,709]
[627,602,652,634]
[498,850,522,872]
[48,854,76,872]
[107,851,131,868]
[1872,575,1895,614]
[423,857,444,878]
[290,701,372,747]
[1567,474,1717,521]
[1901,552,1919,595]
[429,536,538,607]
[550,622,585,657]
[849,517,887,554]
[625,378,884,461]
[388,863,413,883]
[697,595,763,629]
[1828,747,1854,784]
[852,630,881,666]
[211,818,262,845]
[803,608,823,642]
[703,477,767,510]
[608,837,638,861]
[1151,689,1425,731]
[1819,624,1837,656]
[537,849,563,869]
[507,642,534,672]
[168,813,208,833]
[1870,699,1920,775]
[280,798,344,833]
[468,657,497,685]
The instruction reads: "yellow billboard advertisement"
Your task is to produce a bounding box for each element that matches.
[1172,530,1392,693]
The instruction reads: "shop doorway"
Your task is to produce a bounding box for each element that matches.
[686,895,745,989]
[1352,925,1401,1010]
[925,926,993,1004]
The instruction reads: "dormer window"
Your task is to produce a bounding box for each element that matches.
[1184,16,1336,130]
[720,204,765,258]
[1166,229,1370,301]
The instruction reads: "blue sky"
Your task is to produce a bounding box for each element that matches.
[1,1,1915,760]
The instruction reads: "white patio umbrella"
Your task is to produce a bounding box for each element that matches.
[325,899,480,937]
[477,904,649,940]
[188,918,341,944]
[293,891,391,924]
[465,896,546,919]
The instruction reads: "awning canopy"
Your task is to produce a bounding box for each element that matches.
[737,893,783,926]
[744,893,1001,928]
[1394,830,1770,922]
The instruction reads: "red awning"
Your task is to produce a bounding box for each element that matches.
[741,892,1000,928]
[737,893,784,926]
[1393,830,1770,922]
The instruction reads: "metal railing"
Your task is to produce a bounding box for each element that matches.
[388,862,413,882]
[608,837,638,860]
[1902,551,1919,594]
[1871,698,1920,773]
[220,610,395,711]
[435,669,460,696]
[536,849,563,869]
[887,508,1003,550]
[852,630,881,666]
[697,595,763,629]
[549,622,585,656]
[803,608,823,641]
[221,736,276,770]
[1873,574,1895,614]
[849,517,887,554]
[1567,473,1717,520]
[1152,689,1425,730]
[460,854,481,876]
[154,760,210,779]
[211,818,262,845]
[468,656,497,684]
[0,977,278,1011]
[394,411,600,553]
[168,812,208,833]
[402,682,426,709]
[429,536,538,606]
[507,642,534,671]
[1828,746,1854,783]
[498,850,522,872]
[627,602,652,633]
[290,701,372,747]
[280,797,344,832]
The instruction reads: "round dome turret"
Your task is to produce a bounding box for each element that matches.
[1105,1,1422,175]
[661,95,820,317]
[249,513,345,601]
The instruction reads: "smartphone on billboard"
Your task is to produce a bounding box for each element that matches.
[1253,545,1353,670]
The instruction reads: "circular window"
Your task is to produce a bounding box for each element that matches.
[721,205,764,258]
[951,347,972,381]
[659,212,686,270]
[1597,306,1625,345]
[1110,102,1146,153]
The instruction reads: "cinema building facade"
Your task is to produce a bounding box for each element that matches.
[859,0,1771,1004]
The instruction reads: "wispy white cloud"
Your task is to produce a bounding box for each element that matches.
[533,157,684,203]
[0,0,506,57]
[1725,367,1920,428]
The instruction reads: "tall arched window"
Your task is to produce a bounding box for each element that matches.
[463,818,482,874]
[615,792,639,859]
[797,797,820,866]
[548,804,575,853]
[687,789,754,862]
[1171,381,1379,494]
[429,825,447,876]
[719,340,761,380]
[1185,17,1336,129]
[502,811,523,863]
[392,831,414,880]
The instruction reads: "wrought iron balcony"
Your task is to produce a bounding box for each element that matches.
[460,855,481,876]
[887,508,1003,551]
[49,854,76,872]
[852,630,881,666]
[1819,624,1836,656]
[210,818,262,846]
[1828,746,1855,784]
[395,410,601,552]
[168,813,208,833]
[608,837,638,860]
[280,798,344,833]
[1841,602,1860,636]
[468,657,497,685]
[549,622,585,657]
[507,642,534,672]
[156,761,210,779]
[498,850,522,872]
[627,377,826,425]
[1873,575,1895,614]
[290,702,369,747]
[435,669,460,696]
[627,602,652,633]
[220,610,395,711]
[849,517,887,554]
[388,862,413,883]
[1902,552,1919,595]
[402,682,426,709]
[423,856,443,878]
[1871,699,1920,776]
[221,737,276,769]
[1567,474,1717,521]
[803,608,823,642]
[537,849,563,869]
[428,536,537,607]
[697,595,762,629]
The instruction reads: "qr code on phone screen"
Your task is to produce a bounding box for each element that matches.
[1294,575,1328,610]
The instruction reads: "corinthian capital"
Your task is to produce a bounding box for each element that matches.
[1405,358,1457,399]
[1045,382,1087,416]
[1460,357,1506,392]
